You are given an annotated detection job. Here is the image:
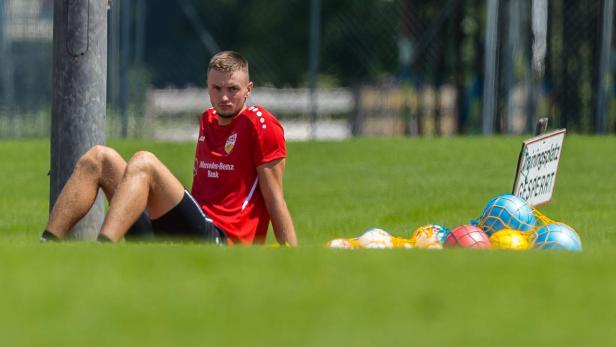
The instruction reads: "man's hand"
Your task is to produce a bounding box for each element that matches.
[257,159,298,246]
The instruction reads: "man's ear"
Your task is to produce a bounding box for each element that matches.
[246,81,254,96]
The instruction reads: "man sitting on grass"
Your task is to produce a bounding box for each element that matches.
[41,51,298,246]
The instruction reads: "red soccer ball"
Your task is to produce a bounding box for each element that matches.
[445,225,491,249]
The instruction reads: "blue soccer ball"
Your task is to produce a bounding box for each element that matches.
[477,194,536,235]
[533,223,582,252]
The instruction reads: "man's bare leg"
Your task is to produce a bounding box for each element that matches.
[99,151,185,242]
[45,145,127,239]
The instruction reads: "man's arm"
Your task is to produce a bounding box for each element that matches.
[257,158,298,246]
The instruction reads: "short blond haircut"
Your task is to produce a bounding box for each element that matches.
[208,51,249,77]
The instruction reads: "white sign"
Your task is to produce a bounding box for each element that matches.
[512,129,566,207]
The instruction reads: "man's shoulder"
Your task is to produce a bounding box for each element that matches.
[242,105,283,128]
[242,106,285,136]
[242,105,278,121]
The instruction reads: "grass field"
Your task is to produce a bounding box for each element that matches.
[0,136,615,346]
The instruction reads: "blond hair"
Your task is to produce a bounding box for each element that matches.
[208,51,249,77]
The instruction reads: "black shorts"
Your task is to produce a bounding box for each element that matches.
[125,191,227,245]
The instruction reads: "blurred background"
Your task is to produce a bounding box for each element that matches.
[0,0,615,140]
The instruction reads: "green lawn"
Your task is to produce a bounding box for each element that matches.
[0,136,615,346]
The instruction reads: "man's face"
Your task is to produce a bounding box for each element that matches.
[207,69,253,119]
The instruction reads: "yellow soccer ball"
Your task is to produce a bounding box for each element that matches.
[489,229,531,250]
[391,237,415,249]
[410,224,448,249]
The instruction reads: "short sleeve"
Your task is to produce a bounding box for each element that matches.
[251,112,287,166]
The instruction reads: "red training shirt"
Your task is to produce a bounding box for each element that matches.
[191,105,287,244]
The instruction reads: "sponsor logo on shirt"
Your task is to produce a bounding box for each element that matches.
[225,132,237,154]
[199,160,235,179]
[199,161,235,171]
[199,135,205,142]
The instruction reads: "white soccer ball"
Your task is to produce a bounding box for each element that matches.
[358,228,393,249]
[326,238,354,249]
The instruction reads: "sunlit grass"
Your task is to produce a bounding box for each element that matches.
[0,136,614,346]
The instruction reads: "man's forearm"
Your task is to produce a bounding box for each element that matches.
[270,203,298,246]
[256,159,297,246]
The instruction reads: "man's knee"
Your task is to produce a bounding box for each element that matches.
[75,145,107,175]
[75,145,120,175]
[125,151,159,176]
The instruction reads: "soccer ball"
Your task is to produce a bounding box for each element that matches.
[326,238,355,249]
[489,229,531,250]
[477,194,536,235]
[533,223,582,252]
[411,224,450,249]
[357,228,393,249]
[445,225,491,249]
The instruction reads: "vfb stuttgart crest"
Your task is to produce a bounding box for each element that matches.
[224,132,237,154]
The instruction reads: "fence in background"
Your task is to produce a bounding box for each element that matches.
[0,0,615,139]
[0,0,52,137]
